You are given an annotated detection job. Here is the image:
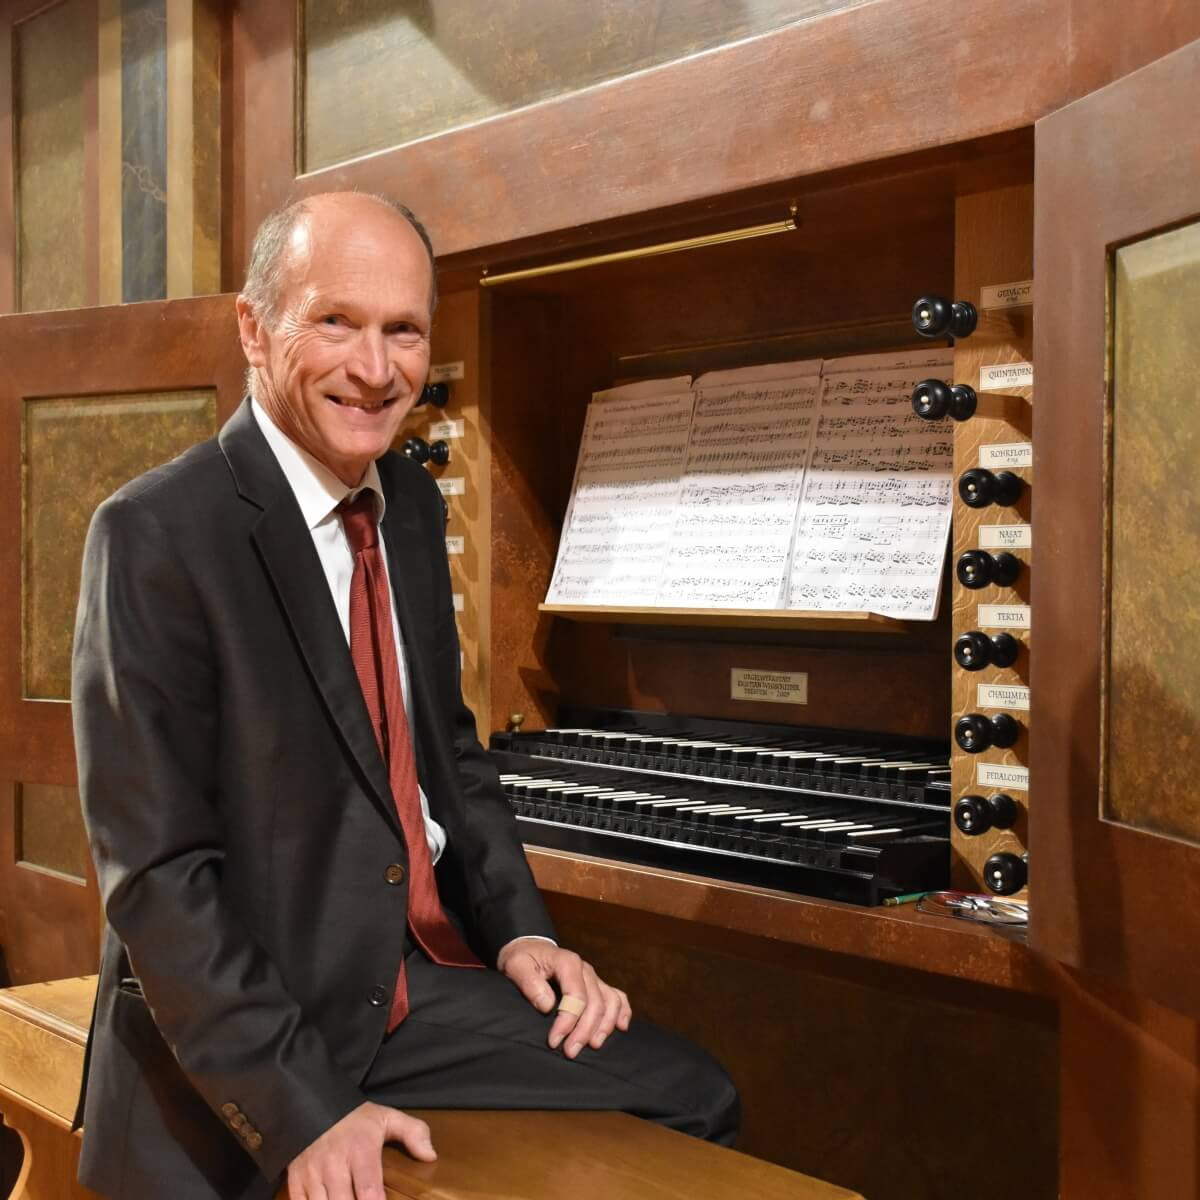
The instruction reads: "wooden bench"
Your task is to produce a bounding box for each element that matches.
[0,978,863,1200]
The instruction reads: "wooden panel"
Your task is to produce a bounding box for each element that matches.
[166,0,222,297]
[1068,0,1200,98]
[0,295,243,985]
[1030,38,1200,1017]
[1106,221,1200,843]
[1058,970,1200,1200]
[0,978,90,1123]
[550,895,1057,1200]
[372,1110,863,1200]
[300,0,871,173]
[528,846,1051,994]
[23,391,217,701]
[236,0,1070,265]
[0,784,96,987]
[0,1109,100,1200]
[400,288,492,737]
[950,186,1034,892]
[17,785,86,880]
[15,0,88,313]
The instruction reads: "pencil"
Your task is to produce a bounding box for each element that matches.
[882,891,931,906]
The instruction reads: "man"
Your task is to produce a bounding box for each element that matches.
[72,192,738,1200]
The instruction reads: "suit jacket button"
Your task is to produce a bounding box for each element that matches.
[246,1131,263,1151]
[369,984,389,1006]
[221,1102,238,1118]
[384,864,405,885]
[231,1113,247,1131]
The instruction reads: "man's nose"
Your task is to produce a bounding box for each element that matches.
[347,328,393,390]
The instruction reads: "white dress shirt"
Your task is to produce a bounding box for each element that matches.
[251,399,447,862]
[251,400,554,959]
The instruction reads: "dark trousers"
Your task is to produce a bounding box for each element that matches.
[85,951,739,1200]
[365,949,740,1146]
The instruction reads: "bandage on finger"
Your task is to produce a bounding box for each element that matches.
[556,994,586,1017]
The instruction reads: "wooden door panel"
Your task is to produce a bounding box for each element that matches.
[1031,38,1200,1017]
[0,294,243,984]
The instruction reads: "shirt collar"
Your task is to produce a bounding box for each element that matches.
[250,397,386,530]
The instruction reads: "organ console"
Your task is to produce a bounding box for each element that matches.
[490,708,951,906]
[957,467,1024,508]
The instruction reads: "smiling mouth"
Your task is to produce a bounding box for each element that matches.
[326,395,397,412]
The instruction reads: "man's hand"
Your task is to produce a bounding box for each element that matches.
[497,937,632,1058]
[287,1101,435,1200]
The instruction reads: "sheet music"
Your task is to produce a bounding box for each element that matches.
[658,361,822,608]
[784,349,954,619]
[545,379,694,605]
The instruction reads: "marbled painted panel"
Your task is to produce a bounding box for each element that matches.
[15,0,86,313]
[122,0,167,301]
[191,0,222,295]
[1107,220,1200,844]
[23,391,217,700]
[303,0,873,171]
[17,784,87,879]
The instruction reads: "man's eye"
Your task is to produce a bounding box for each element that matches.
[321,314,342,326]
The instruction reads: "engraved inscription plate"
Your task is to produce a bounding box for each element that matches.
[980,280,1033,310]
[979,442,1033,469]
[979,362,1034,393]
[731,668,808,705]
[1106,220,1200,843]
[980,524,1032,550]
[978,684,1031,712]
[978,762,1029,791]
[977,604,1031,630]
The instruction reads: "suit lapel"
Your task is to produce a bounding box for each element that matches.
[219,401,401,834]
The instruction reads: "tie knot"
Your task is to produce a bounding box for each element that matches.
[338,490,379,554]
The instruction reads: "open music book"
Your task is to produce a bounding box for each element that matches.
[544,348,953,620]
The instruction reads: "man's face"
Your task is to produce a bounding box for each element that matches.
[237,196,433,486]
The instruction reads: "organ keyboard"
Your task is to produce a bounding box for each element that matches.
[490,709,952,906]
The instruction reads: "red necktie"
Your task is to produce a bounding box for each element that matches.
[338,490,482,1031]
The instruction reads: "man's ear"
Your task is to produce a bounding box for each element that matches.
[235,295,269,368]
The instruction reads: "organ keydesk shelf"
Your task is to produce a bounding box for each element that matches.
[537,604,911,633]
[524,846,1047,995]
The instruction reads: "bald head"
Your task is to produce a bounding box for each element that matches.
[235,190,436,486]
[242,192,437,330]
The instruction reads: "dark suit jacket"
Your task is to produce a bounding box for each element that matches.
[71,399,555,1199]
